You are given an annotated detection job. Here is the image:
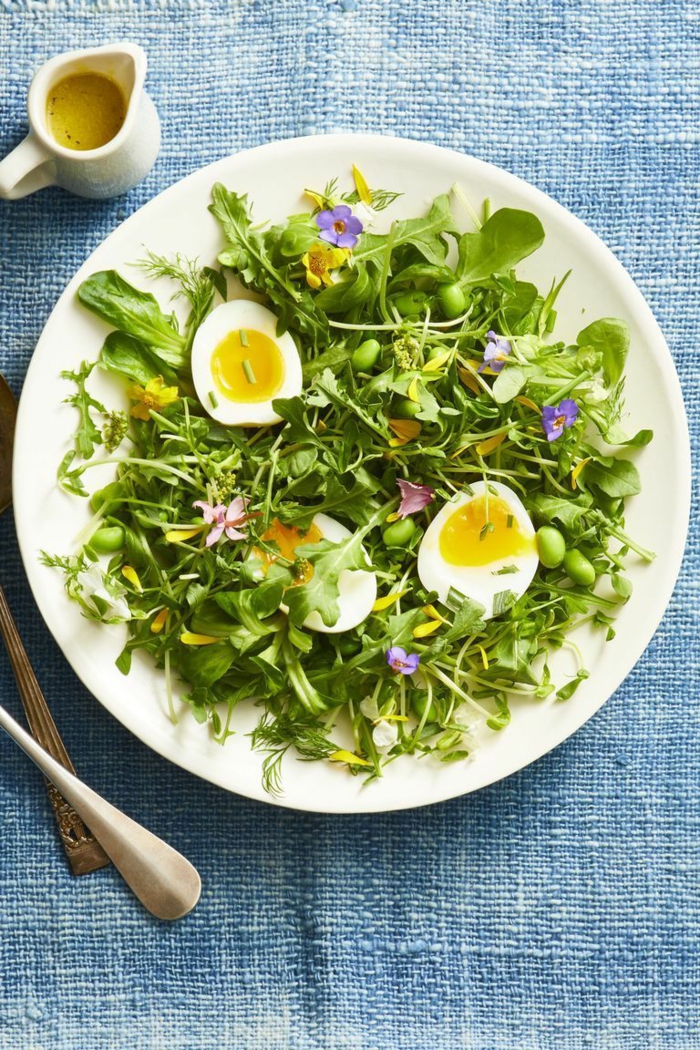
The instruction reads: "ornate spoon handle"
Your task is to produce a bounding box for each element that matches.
[0,584,110,874]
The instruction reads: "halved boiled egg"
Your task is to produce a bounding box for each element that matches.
[417,481,538,619]
[252,513,377,633]
[191,300,302,426]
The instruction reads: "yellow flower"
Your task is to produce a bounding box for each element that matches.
[127,376,179,421]
[301,243,348,289]
[388,418,422,447]
[121,565,143,592]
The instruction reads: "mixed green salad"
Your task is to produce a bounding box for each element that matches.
[45,166,653,794]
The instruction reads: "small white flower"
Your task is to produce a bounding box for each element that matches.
[354,201,379,230]
[360,695,380,721]
[372,719,399,751]
[582,379,609,404]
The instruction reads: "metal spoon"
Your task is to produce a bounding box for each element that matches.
[0,374,201,919]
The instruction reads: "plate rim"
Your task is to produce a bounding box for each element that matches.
[13,133,692,813]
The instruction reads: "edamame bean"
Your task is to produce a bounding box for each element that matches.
[536,525,566,568]
[382,517,416,548]
[412,693,438,723]
[351,338,382,373]
[392,398,421,419]
[393,291,426,316]
[563,548,596,587]
[89,526,126,554]
[437,282,466,319]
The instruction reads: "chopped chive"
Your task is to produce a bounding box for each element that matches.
[506,514,514,529]
[479,521,494,541]
[208,390,219,409]
[242,359,257,384]
[239,329,249,347]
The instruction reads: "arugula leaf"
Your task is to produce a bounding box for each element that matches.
[284,534,373,628]
[581,458,642,498]
[355,194,458,267]
[60,361,105,459]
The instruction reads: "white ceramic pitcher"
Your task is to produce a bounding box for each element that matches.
[0,42,160,201]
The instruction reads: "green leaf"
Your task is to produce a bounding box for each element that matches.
[527,493,593,530]
[60,361,105,459]
[492,363,529,404]
[581,458,641,498]
[78,271,187,368]
[457,209,545,284]
[577,318,630,388]
[100,331,175,386]
[355,194,458,267]
[314,264,372,313]
[284,535,373,629]
[178,641,236,688]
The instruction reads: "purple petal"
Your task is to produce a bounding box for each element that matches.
[345,216,363,235]
[316,210,335,229]
[541,406,562,442]
[486,330,498,342]
[332,204,352,220]
[397,479,434,518]
[559,399,579,426]
[336,232,358,249]
[318,228,339,245]
[404,654,421,673]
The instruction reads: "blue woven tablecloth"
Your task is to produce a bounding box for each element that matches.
[1,2,698,1048]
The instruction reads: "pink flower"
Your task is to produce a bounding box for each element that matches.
[397,479,435,518]
[193,497,250,547]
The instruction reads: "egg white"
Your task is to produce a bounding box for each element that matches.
[417,481,538,620]
[191,300,302,426]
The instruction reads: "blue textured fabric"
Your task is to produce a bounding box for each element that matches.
[1,2,699,1048]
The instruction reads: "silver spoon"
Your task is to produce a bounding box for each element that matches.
[0,374,201,919]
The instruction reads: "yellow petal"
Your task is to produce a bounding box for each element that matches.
[422,604,447,622]
[352,164,373,205]
[412,620,442,638]
[150,608,168,634]
[423,350,451,373]
[121,565,142,592]
[407,377,421,403]
[329,749,372,767]
[305,270,322,289]
[165,527,205,543]
[477,644,489,670]
[571,457,592,490]
[388,418,421,445]
[375,714,409,723]
[476,432,506,456]
[384,511,401,523]
[372,589,410,612]
[180,632,219,646]
[458,366,481,395]
[305,189,326,209]
[515,395,541,414]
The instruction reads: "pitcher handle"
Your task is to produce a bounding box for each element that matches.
[0,133,57,200]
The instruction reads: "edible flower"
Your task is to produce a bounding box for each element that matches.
[478,331,512,373]
[301,243,348,289]
[388,418,421,447]
[372,719,399,751]
[386,646,420,675]
[315,204,363,249]
[541,398,579,442]
[193,496,250,546]
[127,376,179,420]
[396,479,434,518]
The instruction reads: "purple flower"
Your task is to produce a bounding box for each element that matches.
[193,496,249,546]
[386,646,420,675]
[541,399,580,442]
[397,479,435,519]
[478,330,512,373]
[316,204,363,249]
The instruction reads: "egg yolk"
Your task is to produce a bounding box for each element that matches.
[254,519,323,585]
[211,329,284,404]
[439,495,534,567]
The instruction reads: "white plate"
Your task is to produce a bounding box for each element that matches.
[13,135,691,813]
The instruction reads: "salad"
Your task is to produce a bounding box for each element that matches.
[45,167,654,794]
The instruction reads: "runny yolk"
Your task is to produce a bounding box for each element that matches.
[439,495,534,567]
[254,519,323,585]
[211,329,284,404]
